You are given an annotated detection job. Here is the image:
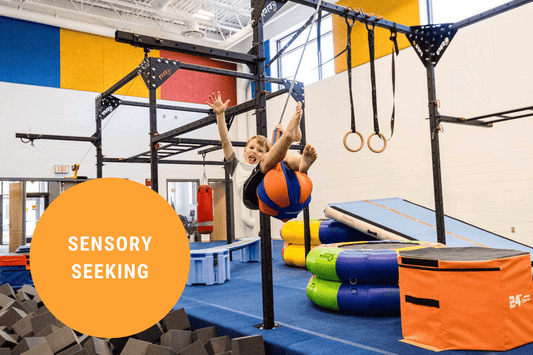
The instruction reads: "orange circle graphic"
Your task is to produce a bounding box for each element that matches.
[30,178,190,338]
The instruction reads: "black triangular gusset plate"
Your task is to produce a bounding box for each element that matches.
[407,24,457,67]
[98,94,121,120]
[140,57,181,90]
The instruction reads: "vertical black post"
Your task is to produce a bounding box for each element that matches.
[149,87,159,192]
[300,95,311,264]
[95,99,103,178]
[303,206,311,266]
[21,182,27,245]
[225,163,235,244]
[251,0,275,330]
[426,64,446,244]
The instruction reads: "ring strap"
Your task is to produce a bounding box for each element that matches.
[389,24,399,140]
[366,22,380,137]
[346,18,357,134]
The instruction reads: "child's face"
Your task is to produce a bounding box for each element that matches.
[243,138,266,164]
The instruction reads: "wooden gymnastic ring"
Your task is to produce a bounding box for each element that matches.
[343,131,364,152]
[367,132,387,153]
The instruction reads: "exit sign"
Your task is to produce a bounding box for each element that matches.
[54,164,69,174]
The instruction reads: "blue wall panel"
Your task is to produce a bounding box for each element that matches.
[0,16,14,83]
[0,16,60,88]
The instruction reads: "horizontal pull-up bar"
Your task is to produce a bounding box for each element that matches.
[453,0,533,30]
[103,157,224,165]
[175,61,285,84]
[164,137,247,147]
[431,105,533,127]
[16,133,97,143]
[120,100,212,114]
[122,143,197,161]
[120,138,244,162]
[115,30,258,65]
[288,0,411,34]
[464,105,533,122]
[198,142,306,156]
[436,115,493,127]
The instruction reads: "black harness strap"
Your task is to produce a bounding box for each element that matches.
[366,22,380,136]
[389,24,399,140]
[347,19,357,134]
[342,14,364,152]
[366,21,387,153]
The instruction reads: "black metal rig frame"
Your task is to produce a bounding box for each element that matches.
[15,0,533,330]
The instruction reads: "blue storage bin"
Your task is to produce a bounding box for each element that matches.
[236,239,260,262]
[187,249,230,285]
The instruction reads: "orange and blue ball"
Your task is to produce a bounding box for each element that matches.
[257,162,312,221]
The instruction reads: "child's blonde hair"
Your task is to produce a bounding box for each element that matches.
[246,135,270,153]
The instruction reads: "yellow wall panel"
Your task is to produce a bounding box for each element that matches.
[61,30,104,91]
[61,29,160,99]
[333,0,420,73]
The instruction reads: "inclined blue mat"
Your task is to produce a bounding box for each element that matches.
[174,240,533,354]
[327,198,533,260]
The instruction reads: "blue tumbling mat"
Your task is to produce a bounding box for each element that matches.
[325,198,533,261]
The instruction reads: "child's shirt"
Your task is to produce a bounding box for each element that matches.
[225,152,257,203]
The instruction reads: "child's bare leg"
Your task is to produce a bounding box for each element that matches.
[260,103,303,173]
[299,144,317,173]
[283,153,301,171]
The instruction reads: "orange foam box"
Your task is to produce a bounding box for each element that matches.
[398,247,533,351]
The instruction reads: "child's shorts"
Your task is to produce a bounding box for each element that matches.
[242,164,266,210]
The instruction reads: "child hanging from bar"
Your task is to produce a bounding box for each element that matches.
[207,91,317,211]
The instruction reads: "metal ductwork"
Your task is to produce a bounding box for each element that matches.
[181,20,205,39]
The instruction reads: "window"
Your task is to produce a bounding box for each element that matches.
[1,180,49,244]
[430,0,510,24]
[275,14,335,87]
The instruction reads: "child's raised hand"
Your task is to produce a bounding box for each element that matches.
[207,91,230,115]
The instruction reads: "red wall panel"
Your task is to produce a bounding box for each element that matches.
[160,51,237,107]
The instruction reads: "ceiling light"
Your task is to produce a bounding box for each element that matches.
[197,9,214,17]
[193,13,213,21]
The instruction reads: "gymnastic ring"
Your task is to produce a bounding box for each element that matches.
[367,132,387,153]
[343,131,364,152]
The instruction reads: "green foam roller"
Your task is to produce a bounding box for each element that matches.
[306,275,341,311]
[305,247,342,282]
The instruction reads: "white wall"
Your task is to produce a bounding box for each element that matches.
[271,2,533,245]
[1,2,532,245]
[0,83,227,204]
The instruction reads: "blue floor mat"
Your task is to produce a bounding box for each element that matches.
[176,239,533,354]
